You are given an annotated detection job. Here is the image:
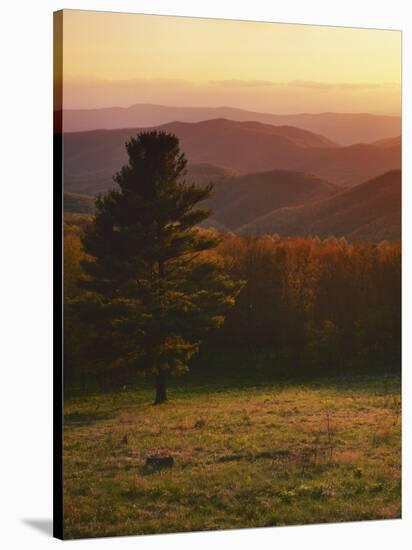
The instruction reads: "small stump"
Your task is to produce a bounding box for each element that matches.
[145,456,174,469]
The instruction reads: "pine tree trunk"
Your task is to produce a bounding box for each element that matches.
[154,369,167,404]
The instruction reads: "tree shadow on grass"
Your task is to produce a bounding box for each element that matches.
[64,411,112,427]
[169,348,401,400]
[63,348,400,407]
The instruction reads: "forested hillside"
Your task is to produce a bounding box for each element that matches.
[240,170,401,240]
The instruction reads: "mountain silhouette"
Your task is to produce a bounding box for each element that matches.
[62,104,401,145]
[239,170,401,241]
[204,169,338,230]
[64,119,400,190]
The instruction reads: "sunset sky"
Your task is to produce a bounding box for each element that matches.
[61,10,401,115]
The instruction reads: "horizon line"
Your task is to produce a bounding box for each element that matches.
[61,102,401,118]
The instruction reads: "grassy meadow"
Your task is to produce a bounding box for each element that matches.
[63,352,401,539]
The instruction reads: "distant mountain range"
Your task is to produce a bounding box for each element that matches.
[64,119,400,191]
[64,158,238,196]
[63,117,401,242]
[204,170,338,230]
[64,166,401,242]
[64,192,95,215]
[239,170,401,241]
[371,136,402,148]
[64,164,236,212]
[64,169,340,232]
[62,104,401,146]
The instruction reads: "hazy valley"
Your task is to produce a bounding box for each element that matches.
[63,112,401,241]
[63,103,401,145]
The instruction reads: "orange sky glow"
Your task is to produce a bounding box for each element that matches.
[61,10,401,115]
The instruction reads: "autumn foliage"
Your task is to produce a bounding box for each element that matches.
[64,215,400,392]
[214,234,400,371]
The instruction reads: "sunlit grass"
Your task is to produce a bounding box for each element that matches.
[63,363,400,539]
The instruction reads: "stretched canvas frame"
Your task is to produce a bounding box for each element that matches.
[54,10,402,540]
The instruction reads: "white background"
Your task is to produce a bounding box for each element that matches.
[0,0,410,547]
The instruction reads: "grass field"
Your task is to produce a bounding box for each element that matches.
[63,352,401,539]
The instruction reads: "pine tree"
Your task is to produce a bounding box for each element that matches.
[78,131,241,403]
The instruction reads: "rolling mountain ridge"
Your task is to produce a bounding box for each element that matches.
[239,170,401,241]
[64,119,400,192]
[63,166,401,242]
[204,170,338,230]
[62,104,401,146]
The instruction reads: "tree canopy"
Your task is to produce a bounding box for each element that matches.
[76,131,241,403]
